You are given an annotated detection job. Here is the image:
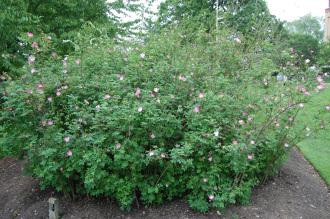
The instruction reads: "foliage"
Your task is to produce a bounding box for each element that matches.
[317,41,330,66]
[285,14,324,41]
[0,24,321,211]
[287,33,320,65]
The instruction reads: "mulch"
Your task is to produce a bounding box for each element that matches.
[0,148,329,219]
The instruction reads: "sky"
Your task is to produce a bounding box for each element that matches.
[266,0,328,21]
[110,0,328,23]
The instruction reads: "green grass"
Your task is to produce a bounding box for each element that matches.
[296,87,330,186]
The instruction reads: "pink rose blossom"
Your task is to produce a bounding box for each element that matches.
[233,140,238,145]
[178,75,187,81]
[135,88,141,98]
[198,92,205,99]
[316,76,323,83]
[317,83,326,90]
[47,120,54,126]
[27,32,34,38]
[193,105,201,113]
[75,59,81,65]
[247,154,254,160]
[64,136,70,143]
[239,120,245,125]
[66,150,73,157]
[104,94,111,100]
[31,42,38,49]
[28,55,35,65]
[234,37,241,43]
[208,195,215,201]
[115,143,121,149]
[56,91,61,96]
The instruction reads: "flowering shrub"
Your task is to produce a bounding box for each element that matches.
[0,26,325,211]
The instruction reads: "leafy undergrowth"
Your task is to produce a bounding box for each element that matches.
[296,86,330,186]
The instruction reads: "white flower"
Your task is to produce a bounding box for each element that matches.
[299,103,304,108]
[284,143,289,148]
[250,140,255,145]
[154,87,159,93]
[326,105,330,111]
[208,195,215,201]
[64,136,70,143]
[305,59,310,64]
[115,143,121,149]
[104,94,111,100]
[138,106,143,112]
[140,53,145,59]
[149,151,155,156]
[95,105,101,111]
[214,130,219,137]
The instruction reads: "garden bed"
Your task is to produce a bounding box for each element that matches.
[1,148,329,219]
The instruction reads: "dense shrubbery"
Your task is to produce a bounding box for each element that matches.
[1,24,321,211]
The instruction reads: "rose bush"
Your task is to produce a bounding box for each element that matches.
[0,25,323,211]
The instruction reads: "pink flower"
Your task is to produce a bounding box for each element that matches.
[28,55,35,65]
[135,88,141,98]
[66,150,73,157]
[115,143,121,149]
[316,76,323,83]
[317,83,326,90]
[233,140,238,145]
[303,91,311,96]
[26,89,33,94]
[56,91,61,96]
[64,136,70,143]
[193,105,200,113]
[178,75,187,81]
[198,92,205,99]
[75,59,81,65]
[31,42,38,49]
[239,120,245,125]
[36,83,44,91]
[137,106,143,112]
[104,94,111,100]
[208,195,215,201]
[247,154,254,160]
[47,120,54,126]
[27,32,33,38]
[234,37,241,43]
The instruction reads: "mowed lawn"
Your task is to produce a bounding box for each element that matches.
[296,86,330,186]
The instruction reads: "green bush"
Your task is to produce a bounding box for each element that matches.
[0,26,317,211]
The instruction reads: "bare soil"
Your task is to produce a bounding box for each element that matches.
[0,148,329,219]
